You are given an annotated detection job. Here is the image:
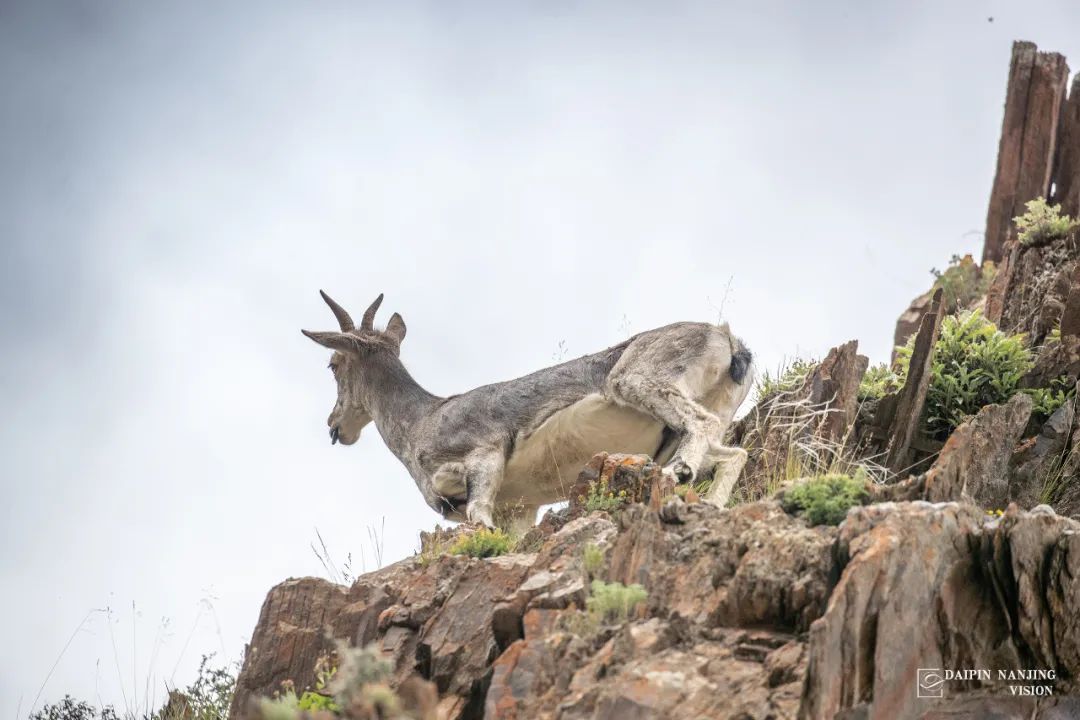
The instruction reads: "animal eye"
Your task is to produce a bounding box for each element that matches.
[328,362,337,372]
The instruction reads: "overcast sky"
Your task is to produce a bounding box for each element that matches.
[3,0,1079,715]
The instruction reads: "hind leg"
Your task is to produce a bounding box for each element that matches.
[608,371,735,487]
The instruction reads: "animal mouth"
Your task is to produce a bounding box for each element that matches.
[330,427,340,445]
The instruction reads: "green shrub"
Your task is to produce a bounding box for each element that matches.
[781,473,869,526]
[930,254,996,314]
[582,477,629,513]
[1014,197,1079,245]
[582,543,604,577]
[585,580,648,624]
[754,358,817,405]
[30,698,119,720]
[896,310,1032,438]
[1025,377,1076,423]
[448,527,513,558]
[858,363,902,401]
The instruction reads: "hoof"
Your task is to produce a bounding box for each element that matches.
[670,458,695,484]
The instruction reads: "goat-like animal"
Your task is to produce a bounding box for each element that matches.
[303,292,754,531]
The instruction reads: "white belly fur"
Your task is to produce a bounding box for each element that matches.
[498,393,666,506]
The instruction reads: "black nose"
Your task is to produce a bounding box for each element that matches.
[330,426,340,445]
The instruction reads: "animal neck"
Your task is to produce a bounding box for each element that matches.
[358,350,440,455]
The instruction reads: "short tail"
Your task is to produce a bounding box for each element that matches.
[728,345,753,384]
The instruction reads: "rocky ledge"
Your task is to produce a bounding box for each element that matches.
[227,460,1080,720]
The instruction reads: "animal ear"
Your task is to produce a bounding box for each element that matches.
[385,313,407,345]
[301,329,360,353]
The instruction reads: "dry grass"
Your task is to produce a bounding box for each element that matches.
[729,387,888,505]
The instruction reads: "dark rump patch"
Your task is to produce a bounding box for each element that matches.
[729,348,753,384]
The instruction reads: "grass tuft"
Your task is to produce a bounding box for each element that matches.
[585,580,648,624]
[582,544,604,577]
[448,528,513,559]
[581,477,629,513]
[781,472,870,526]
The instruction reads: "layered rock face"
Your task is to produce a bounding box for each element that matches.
[229,472,1080,719]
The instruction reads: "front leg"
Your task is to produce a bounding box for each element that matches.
[464,450,505,528]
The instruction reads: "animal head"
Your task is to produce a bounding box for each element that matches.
[301,290,407,445]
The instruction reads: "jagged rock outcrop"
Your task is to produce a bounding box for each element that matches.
[983,42,1072,266]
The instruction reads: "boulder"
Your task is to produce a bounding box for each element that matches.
[922,393,1033,508]
[229,577,350,717]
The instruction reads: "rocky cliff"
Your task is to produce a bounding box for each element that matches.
[228,456,1080,719]
[229,41,1080,720]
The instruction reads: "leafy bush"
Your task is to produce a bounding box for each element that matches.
[896,310,1032,438]
[930,254,996,314]
[171,654,237,720]
[754,358,817,405]
[448,527,513,558]
[1014,197,1079,245]
[781,473,869,526]
[1025,377,1076,423]
[585,580,648,624]
[30,697,119,720]
[858,363,902,401]
[581,477,629,513]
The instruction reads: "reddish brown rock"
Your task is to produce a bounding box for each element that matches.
[607,501,837,633]
[922,393,1033,508]
[567,452,673,518]
[487,621,805,720]
[893,290,933,358]
[803,340,870,445]
[801,502,1080,720]
[229,577,350,718]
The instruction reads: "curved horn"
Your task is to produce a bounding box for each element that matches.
[361,293,384,330]
[319,290,354,332]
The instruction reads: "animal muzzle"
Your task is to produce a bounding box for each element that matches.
[330,426,340,444]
